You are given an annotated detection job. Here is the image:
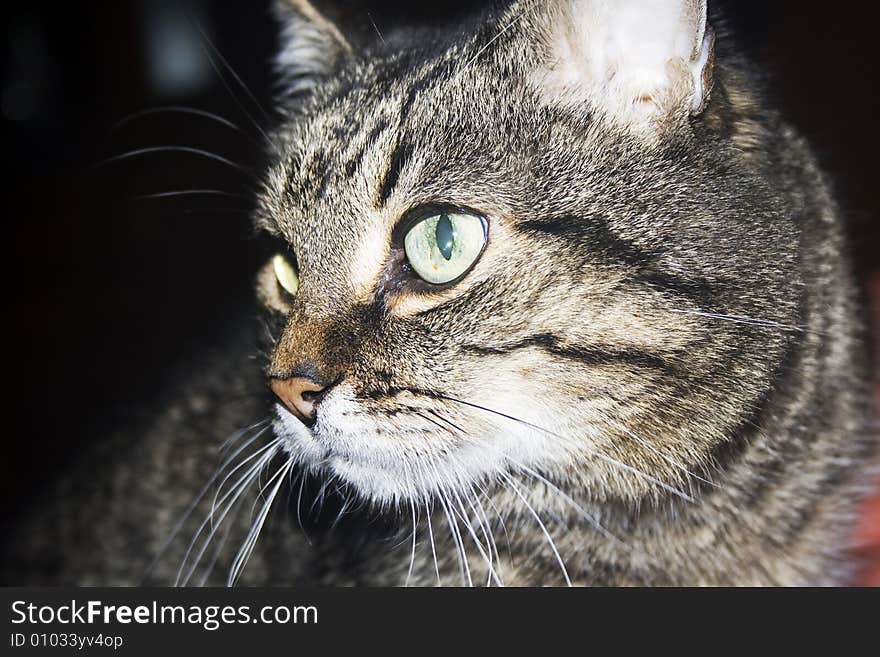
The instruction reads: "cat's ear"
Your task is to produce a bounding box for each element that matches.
[526,0,715,137]
[273,0,352,95]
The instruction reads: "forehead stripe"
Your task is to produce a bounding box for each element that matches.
[376,137,412,208]
[342,116,392,179]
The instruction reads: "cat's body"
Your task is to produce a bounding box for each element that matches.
[4,0,877,586]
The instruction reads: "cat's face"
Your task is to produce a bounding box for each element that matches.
[254,0,800,508]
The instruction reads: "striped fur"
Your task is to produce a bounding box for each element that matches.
[255,0,877,585]
[4,1,875,587]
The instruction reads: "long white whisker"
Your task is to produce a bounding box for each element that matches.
[448,481,501,587]
[195,491,246,586]
[464,13,523,69]
[110,105,248,136]
[405,500,418,587]
[132,189,250,201]
[179,444,279,585]
[498,471,572,587]
[218,419,271,455]
[189,14,273,143]
[431,462,471,587]
[472,479,513,559]
[467,484,502,586]
[227,458,294,586]
[294,473,312,545]
[438,394,694,503]
[458,484,501,586]
[670,309,808,333]
[590,451,695,503]
[478,440,622,543]
[425,404,618,541]
[177,442,280,585]
[98,146,254,176]
[210,435,279,529]
[601,415,717,488]
[423,492,441,586]
[142,421,269,583]
[179,458,267,586]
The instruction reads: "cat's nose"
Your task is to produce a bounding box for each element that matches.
[270,376,329,423]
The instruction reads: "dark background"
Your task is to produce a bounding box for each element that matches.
[3,1,879,532]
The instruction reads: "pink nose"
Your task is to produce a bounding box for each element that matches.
[270,377,327,421]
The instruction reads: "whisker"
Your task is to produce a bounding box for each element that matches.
[180,208,253,215]
[295,472,312,545]
[450,495,499,586]
[670,309,809,333]
[405,499,417,587]
[97,146,254,176]
[142,421,269,583]
[436,393,694,503]
[453,427,620,544]
[189,444,281,577]
[427,409,467,435]
[131,189,251,201]
[227,458,294,586]
[310,477,332,518]
[467,485,501,586]
[329,485,354,531]
[497,452,620,543]
[195,489,246,586]
[109,106,260,146]
[416,410,456,436]
[601,415,718,488]
[366,11,387,46]
[218,418,270,455]
[431,462,471,587]
[453,483,501,586]
[177,440,280,585]
[444,467,501,587]
[589,452,695,503]
[210,437,282,528]
[445,494,472,587]
[245,444,292,522]
[422,491,441,586]
[498,471,572,587]
[188,14,273,144]
[471,479,513,560]
[464,12,523,69]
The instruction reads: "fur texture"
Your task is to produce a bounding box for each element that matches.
[3,0,876,586]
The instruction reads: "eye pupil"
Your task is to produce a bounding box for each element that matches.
[403,210,487,285]
[435,214,455,261]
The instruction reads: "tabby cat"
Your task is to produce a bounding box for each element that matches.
[4,0,877,586]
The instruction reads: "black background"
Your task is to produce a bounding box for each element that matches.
[3,1,879,533]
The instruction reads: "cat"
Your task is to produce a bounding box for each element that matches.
[3,0,877,586]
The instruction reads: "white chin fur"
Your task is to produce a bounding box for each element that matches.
[272,382,584,508]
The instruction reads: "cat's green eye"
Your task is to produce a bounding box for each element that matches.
[403,211,488,285]
[272,253,300,297]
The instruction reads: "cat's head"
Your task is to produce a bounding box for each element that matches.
[255,0,800,509]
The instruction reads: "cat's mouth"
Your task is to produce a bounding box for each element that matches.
[271,405,417,500]
[273,397,445,467]
[266,380,589,510]
[269,383,519,503]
